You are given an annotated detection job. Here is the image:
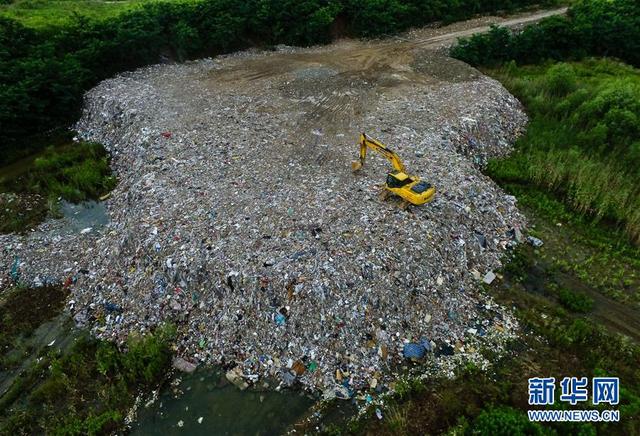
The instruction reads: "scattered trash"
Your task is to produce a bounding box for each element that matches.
[10,256,20,282]
[483,271,496,285]
[527,236,544,247]
[0,39,527,395]
[403,339,432,360]
[197,417,203,424]
[291,360,306,376]
[177,420,184,428]
[376,408,383,420]
[226,367,249,390]
[335,385,352,400]
[475,232,487,249]
[173,357,198,373]
[470,269,482,280]
[282,371,296,387]
[104,302,122,312]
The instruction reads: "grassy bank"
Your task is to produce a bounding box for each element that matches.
[449,1,640,243]
[339,188,640,435]
[0,295,176,435]
[0,141,116,233]
[484,59,640,244]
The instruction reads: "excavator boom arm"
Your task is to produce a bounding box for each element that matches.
[354,133,405,172]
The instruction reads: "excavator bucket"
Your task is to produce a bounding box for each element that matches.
[351,160,363,171]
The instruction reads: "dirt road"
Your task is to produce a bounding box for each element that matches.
[411,7,568,48]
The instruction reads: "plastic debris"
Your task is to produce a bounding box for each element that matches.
[483,271,496,285]
[275,313,286,326]
[172,357,198,373]
[0,37,528,395]
[403,342,427,360]
[527,236,544,247]
[226,367,249,390]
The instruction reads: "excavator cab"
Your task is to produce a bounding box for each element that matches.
[386,172,413,188]
[353,133,436,207]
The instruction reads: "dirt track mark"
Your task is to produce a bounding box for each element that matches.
[204,7,566,145]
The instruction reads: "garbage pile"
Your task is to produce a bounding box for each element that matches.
[0,39,528,395]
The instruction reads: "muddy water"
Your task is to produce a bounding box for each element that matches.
[58,200,109,233]
[0,313,79,398]
[131,368,315,435]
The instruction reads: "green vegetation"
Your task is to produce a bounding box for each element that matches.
[469,407,546,435]
[451,0,640,67]
[0,285,69,370]
[0,0,549,164]
[0,141,116,233]
[0,0,161,29]
[26,142,116,202]
[451,0,640,243]
[483,59,640,244]
[501,181,639,306]
[0,323,176,435]
[406,5,640,431]
[557,288,593,313]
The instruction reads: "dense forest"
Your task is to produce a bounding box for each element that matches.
[0,0,550,164]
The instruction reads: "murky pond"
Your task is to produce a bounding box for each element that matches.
[59,200,109,233]
[132,368,316,435]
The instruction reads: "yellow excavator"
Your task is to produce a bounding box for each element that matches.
[352,133,435,208]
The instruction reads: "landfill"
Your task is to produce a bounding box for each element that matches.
[0,35,528,396]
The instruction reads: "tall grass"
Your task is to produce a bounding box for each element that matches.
[486,59,640,243]
[0,141,116,232]
[29,142,116,202]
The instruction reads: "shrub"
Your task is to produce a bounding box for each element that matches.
[543,63,577,97]
[0,324,175,434]
[471,407,546,435]
[451,0,640,68]
[27,142,116,202]
[557,288,594,313]
[484,59,640,243]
